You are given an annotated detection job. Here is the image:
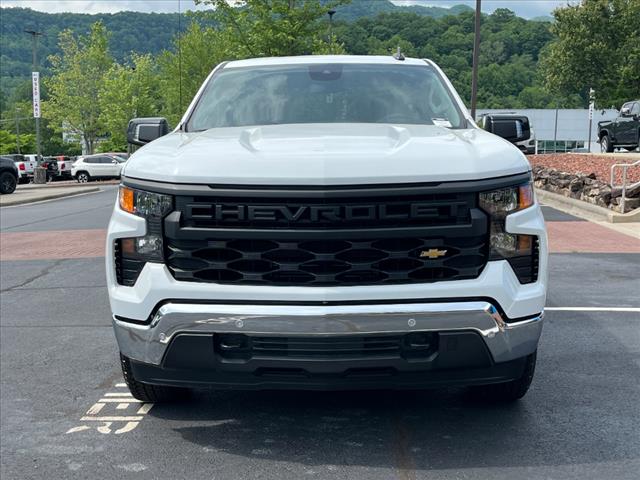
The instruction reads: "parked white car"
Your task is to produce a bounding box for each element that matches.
[72,154,127,183]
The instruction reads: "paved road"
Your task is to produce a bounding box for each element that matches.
[1,188,639,479]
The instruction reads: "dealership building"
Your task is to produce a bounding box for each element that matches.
[476,108,620,153]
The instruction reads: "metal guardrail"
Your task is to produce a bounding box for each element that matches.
[611,159,640,212]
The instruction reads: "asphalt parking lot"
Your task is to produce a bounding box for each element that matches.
[1,186,639,479]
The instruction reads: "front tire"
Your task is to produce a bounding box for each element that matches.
[120,354,189,403]
[0,172,17,194]
[469,351,537,402]
[601,134,614,153]
[76,171,90,183]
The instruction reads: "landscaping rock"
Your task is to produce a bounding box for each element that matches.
[531,164,639,213]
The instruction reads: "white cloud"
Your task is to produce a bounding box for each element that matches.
[0,0,570,17]
[391,0,570,19]
[0,0,209,14]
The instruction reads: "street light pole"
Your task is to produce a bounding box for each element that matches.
[24,29,43,159]
[470,0,481,121]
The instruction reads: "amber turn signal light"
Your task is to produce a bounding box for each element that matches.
[119,186,135,214]
[518,183,534,210]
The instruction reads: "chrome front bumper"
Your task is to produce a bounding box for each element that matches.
[114,301,543,366]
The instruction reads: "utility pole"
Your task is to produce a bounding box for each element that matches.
[470,0,481,121]
[24,29,43,159]
[15,108,21,154]
[328,10,336,53]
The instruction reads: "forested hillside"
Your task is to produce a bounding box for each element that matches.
[0,8,189,80]
[4,0,609,155]
[1,1,471,85]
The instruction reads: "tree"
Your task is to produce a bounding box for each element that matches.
[0,129,35,154]
[195,0,347,57]
[157,22,234,125]
[99,54,162,150]
[45,22,113,154]
[541,0,640,107]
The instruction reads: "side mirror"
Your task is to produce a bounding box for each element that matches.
[620,107,631,117]
[112,159,118,164]
[483,115,531,143]
[127,117,170,146]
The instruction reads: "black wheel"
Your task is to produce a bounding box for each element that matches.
[601,134,614,153]
[469,351,537,402]
[0,172,17,194]
[76,171,90,183]
[120,354,189,403]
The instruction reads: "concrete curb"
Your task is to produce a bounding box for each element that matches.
[18,180,119,190]
[535,188,640,224]
[0,187,100,207]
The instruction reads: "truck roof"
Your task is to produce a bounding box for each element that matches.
[225,55,430,69]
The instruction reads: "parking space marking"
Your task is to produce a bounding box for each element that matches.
[80,416,144,422]
[96,398,143,403]
[66,384,153,435]
[546,307,640,312]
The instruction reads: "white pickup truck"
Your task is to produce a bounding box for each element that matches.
[6,154,37,183]
[108,55,547,404]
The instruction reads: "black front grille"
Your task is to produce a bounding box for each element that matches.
[167,235,487,286]
[164,187,489,286]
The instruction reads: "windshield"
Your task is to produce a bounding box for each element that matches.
[187,63,465,131]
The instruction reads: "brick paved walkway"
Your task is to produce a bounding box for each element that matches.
[0,229,106,260]
[1,222,638,261]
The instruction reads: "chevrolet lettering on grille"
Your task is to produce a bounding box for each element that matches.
[188,203,442,223]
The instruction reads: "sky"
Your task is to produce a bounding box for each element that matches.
[0,0,571,19]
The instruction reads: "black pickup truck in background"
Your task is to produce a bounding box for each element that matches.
[598,100,640,152]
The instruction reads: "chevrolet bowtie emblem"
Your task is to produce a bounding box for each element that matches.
[420,248,447,259]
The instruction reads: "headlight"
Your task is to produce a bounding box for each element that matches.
[115,186,173,286]
[479,181,538,284]
[119,185,172,218]
[479,183,533,217]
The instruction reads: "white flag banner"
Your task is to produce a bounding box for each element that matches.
[32,72,41,118]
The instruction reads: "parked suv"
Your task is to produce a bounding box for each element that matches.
[72,154,126,182]
[107,56,547,403]
[598,100,640,152]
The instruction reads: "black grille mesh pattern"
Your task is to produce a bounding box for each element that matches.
[166,235,487,286]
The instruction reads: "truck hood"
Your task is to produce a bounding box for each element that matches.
[123,123,530,185]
